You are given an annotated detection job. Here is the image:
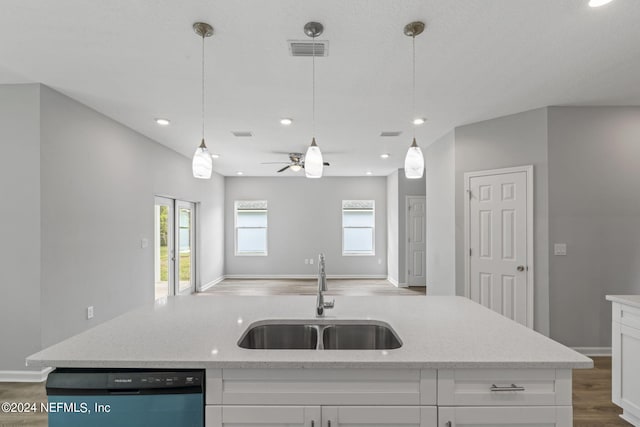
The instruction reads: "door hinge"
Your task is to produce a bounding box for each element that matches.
[408,205,411,211]
[467,189,472,199]
[469,248,472,256]
[408,237,411,243]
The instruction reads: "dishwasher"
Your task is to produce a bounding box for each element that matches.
[46,368,204,427]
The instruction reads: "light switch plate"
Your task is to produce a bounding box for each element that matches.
[141,238,149,249]
[87,306,94,319]
[554,243,567,256]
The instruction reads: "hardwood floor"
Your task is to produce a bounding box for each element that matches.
[200,278,427,296]
[573,356,629,426]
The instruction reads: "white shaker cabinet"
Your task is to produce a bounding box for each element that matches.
[205,406,437,427]
[609,297,640,426]
[438,406,572,426]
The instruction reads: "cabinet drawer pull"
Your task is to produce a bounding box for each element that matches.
[490,383,526,392]
[328,421,331,427]
[446,422,452,427]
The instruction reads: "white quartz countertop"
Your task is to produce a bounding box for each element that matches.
[606,295,640,309]
[27,295,592,369]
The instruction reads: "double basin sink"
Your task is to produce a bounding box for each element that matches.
[238,320,402,350]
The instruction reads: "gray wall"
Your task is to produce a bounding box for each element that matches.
[425,131,456,295]
[548,106,640,347]
[224,177,387,277]
[397,170,426,285]
[455,108,550,335]
[39,86,225,347]
[0,84,225,372]
[0,85,42,372]
[386,171,399,284]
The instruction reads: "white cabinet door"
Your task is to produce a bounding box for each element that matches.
[438,406,572,427]
[323,406,437,427]
[612,321,640,422]
[206,406,320,427]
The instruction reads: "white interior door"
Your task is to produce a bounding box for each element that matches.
[465,166,533,328]
[407,196,427,286]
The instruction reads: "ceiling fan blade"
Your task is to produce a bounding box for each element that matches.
[277,165,291,173]
[323,162,330,166]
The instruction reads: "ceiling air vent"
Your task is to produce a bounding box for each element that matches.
[380,131,402,137]
[288,40,329,57]
[232,131,253,137]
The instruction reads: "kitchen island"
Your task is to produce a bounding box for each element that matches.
[28,295,592,426]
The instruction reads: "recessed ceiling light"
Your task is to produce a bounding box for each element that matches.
[155,118,170,126]
[236,171,244,175]
[366,171,373,176]
[211,153,220,159]
[412,118,426,125]
[280,118,293,125]
[589,0,614,6]
[380,153,390,159]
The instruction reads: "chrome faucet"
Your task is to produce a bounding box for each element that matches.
[316,253,334,317]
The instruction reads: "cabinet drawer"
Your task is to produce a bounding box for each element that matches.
[205,405,320,427]
[613,302,640,330]
[437,369,571,406]
[438,406,572,426]
[219,368,435,406]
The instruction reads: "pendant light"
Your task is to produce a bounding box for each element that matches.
[403,21,425,179]
[304,22,324,179]
[192,22,214,179]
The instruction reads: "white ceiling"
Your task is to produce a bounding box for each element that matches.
[1,0,639,176]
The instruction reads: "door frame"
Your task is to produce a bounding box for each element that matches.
[463,165,534,328]
[405,195,427,287]
[175,200,197,295]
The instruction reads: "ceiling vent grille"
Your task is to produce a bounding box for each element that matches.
[288,40,329,57]
[232,131,253,137]
[380,131,402,137]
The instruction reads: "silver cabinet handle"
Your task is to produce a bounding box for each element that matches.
[490,383,526,392]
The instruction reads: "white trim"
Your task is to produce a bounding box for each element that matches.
[223,274,388,280]
[0,367,53,382]
[571,347,612,356]
[198,276,226,292]
[387,276,408,288]
[464,165,535,329]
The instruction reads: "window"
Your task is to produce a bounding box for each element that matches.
[235,200,268,256]
[342,200,375,255]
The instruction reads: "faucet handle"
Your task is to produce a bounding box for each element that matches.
[324,299,335,309]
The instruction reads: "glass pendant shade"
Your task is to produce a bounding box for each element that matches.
[193,139,213,179]
[305,137,323,178]
[404,138,424,179]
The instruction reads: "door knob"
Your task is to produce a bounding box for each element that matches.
[517,265,525,272]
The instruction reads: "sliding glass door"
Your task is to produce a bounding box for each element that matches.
[154,197,196,299]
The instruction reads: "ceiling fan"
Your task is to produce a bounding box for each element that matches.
[262,153,330,173]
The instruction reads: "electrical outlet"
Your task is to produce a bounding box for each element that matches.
[310,258,314,265]
[87,306,94,319]
[378,258,382,265]
[141,238,149,249]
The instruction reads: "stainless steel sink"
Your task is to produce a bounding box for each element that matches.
[238,320,402,350]
[237,323,318,349]
[321,323,402,350]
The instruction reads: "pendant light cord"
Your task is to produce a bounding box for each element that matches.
[312,34,316,138]
[201,33,206,142]
[412,34,416,139]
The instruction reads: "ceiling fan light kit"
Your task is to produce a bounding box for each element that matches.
[192,22,214,180]
[403,21,426,180]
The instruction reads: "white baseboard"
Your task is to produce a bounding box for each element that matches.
[223,274,387,280]
[571,347,612,356]
[387,277,408,288]
[0,367,53,383]
[199,276,225,292]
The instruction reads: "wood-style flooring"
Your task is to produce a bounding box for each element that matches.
[200,278,427,296]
